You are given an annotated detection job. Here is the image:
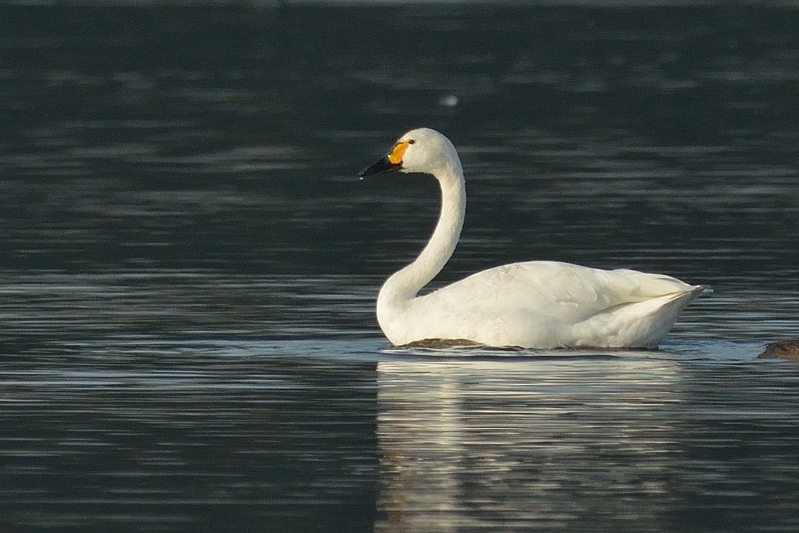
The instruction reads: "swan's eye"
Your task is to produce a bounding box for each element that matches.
[388,141,411,165]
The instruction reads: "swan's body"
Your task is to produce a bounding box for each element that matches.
[360,128,707,349]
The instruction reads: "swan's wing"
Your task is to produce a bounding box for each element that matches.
[425,260,697,324]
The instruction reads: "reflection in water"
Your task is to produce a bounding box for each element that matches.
[376,358,682,531]
[376,357,799,532]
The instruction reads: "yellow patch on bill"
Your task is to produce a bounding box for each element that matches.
[387,141,410,165]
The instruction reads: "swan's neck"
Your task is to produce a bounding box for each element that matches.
[379,161,466,307]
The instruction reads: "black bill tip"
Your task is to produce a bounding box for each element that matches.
[359,156,401,179]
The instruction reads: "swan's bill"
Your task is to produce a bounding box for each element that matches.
[359,139,414,178]
[359,155,398,178]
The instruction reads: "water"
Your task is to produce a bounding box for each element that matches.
[1,4,799,532]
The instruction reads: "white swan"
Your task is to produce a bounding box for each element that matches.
[360,128,708,349]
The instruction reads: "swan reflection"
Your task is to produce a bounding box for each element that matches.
[376,356,683,532]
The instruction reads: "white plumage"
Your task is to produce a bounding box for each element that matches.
[359,128,707,349]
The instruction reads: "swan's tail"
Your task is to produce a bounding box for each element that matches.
[571,285,709,349]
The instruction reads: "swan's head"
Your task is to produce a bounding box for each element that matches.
[359,128,459,178]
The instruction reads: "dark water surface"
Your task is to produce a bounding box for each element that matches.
[2,4,799,532]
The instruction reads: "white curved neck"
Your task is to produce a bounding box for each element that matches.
[379,160,466,306]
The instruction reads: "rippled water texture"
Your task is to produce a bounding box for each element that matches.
[1,4,799,532]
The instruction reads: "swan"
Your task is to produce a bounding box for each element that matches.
[359,128,708,349]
